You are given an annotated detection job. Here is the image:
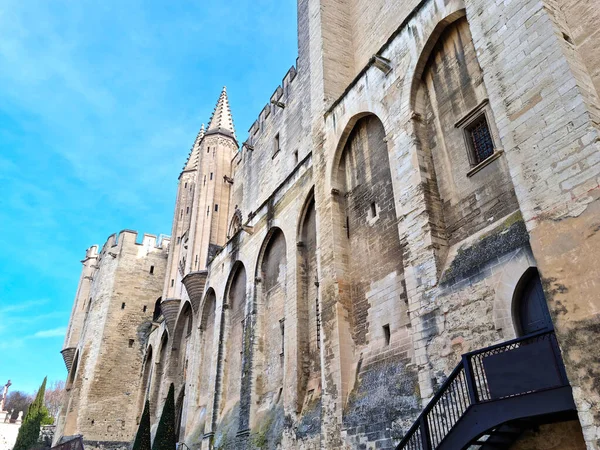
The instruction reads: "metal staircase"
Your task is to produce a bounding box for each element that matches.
[396,331,577,450]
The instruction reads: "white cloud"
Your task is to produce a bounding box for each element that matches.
[0,299,48,315]
[31,327,67,338]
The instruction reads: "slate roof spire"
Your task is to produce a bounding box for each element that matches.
[182,123,205,172]
[206,87,237,141]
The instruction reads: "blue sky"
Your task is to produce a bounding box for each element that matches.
[0,0,297,394]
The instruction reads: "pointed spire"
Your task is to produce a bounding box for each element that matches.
[206,87,237,141]
[182,123,205,172]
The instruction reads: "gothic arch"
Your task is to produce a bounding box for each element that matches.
[296,189,322,413]
[408,6,467,110]
[330,112,376,192]
[136,345,153,423]
[228,208,243,239]
[196,287,217,434]
[141,345,153,396]
[252,227,287,417]
[170,302,193,386]
[153,297,162,322]
[410,11,519,255]
[297,187,315,236]
[67,350,80,390]
[213,263,247,433]
[332,114,407,345]
[492,248,538,339]
[150,331,169,417]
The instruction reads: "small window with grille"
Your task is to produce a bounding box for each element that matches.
[466,115,494,165]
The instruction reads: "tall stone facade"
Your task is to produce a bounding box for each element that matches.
[55,232,169,449]
[56,0,600,449]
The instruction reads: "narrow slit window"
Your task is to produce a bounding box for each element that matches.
[370,202,377,217]
[143,305,147,312]
[210,172,213,180]
[240,319,245,354]
[346,216,350,239]
[129,339,134,348]
[315,297,321,349]
[293,149,298,165]
[466,115,494,165]
[184,182,187,188]
[383,324,390,346]
[121,302,126,310]
[186,206,189,214]
[214,204,218,212]
[171,279,174,287]
[149,265,154,274]
[279,318,285,357]
[273,133,280,157]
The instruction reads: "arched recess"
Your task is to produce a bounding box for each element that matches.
[63,350,81,436]
[332,114,408,350]
[153,297,162,322]
[512,267,554,337]
[296,189,321,413]
[136,346,153,424]
[228,208,243,239]
[216,263,247,426]
[254,228,287,412]
[196,288,217,435]
[66,350,79,390]
[150,331,169,418]
[175,385,186,442]
[492,248,538,339]
[169,302,193,389]
[411,13,519,255]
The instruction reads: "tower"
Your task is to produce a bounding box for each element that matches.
[162,124,205,300]
[60,245,99,373]
[163,88,238,303]
[189,87,238,272]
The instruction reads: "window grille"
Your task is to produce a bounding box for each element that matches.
[467,116,494,164]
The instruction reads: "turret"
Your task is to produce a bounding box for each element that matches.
[188,87,238,271]
[61,245,99,372]
[163,125,206,300]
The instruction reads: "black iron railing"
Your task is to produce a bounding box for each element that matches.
[396,330,568,450]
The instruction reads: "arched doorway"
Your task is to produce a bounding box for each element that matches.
[513,268,553,336]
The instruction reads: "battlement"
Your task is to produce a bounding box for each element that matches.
[84,245,99,260]
[99,230,171,254]
[242,64,298,151]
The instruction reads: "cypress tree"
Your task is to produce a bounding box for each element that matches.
[151,384,176,450]
[132,400,152,450]
[13,377,47,450]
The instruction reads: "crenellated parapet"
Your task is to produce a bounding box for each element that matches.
[100,229,170,254]
[243,65,298,151]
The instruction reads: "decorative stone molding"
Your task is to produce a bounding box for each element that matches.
[181,271,208,314]
[160,298,182,335]
[61,347,76,372]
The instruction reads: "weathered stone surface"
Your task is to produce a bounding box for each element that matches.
[56,0,600,449]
